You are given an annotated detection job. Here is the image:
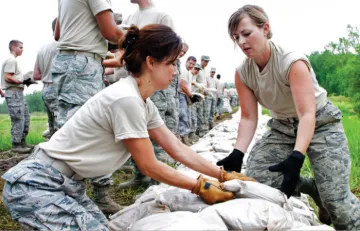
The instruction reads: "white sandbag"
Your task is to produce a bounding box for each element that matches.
[198,199,307,231]
[221,180,319,226]
[130,211,227,230]
[290,224,335,230]
[108,201,170,231]
[155,188,209,212]
[222,180,289,208]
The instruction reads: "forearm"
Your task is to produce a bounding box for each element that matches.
[234,118,257,153]
[103,56,122,68]
[142,160,197,190]
[294,113,315,154]
[107,28,124,44]
[169,140,222,180]
[5,74,22,84]
[33,60,42,80]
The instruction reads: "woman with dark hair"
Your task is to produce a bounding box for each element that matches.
[217,5,360,230]
[1,24,251,230]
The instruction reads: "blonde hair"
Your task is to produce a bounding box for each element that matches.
[228,5,272,41]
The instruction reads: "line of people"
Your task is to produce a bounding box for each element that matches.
[1,1,358,230]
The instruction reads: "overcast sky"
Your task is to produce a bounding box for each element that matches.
[0,0,359,99]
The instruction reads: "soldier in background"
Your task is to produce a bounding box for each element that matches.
[119,0,181,189]
[206,67,217,130]
[178,59,202,145]
[195,55,210,137]
[1,40,36,153]
[215,73,224,118]
[52,0,125,215]
[33,18,59,139]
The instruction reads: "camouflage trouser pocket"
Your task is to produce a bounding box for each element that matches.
[150,91,167,113]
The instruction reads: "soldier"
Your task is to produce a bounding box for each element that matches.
[215,73,224,118]
[206,67,217,130]
[195,55,210,137]
[2,25,249,230]
[217,5,360,229]
[119,0,180,189]
[178,59,202,145]
[52,0,125,215]
[33,18,59,139]
[1,40,36,153]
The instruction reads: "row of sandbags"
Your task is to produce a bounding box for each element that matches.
[108,110,334,230]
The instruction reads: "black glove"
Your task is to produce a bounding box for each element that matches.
[22,78,38,87]
[268,150,305,198]
[216,149,244,172]
[190,94,202,103]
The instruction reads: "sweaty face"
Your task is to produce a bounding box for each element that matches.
[186,60,195,71]
[151,59,178,90]
[232,15,268,59]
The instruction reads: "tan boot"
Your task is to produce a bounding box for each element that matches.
[93,185,125,215]
[11,143,31,154]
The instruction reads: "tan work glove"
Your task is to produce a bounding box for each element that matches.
[219,168,257,183]
[192,175,234,204]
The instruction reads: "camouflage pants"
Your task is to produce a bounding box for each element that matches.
[230,96,237,108]
[5,90,30,144]
[206,96,216,125]
[51,54,112,187]
[42,83,59,137]
[246,101,360,230]
[178,94,191,137]
[51,54,105,128]
[2,158,108,230]
[150,89,179,156]
[216,95,224,115]
[190,103,197,133]
[196,100,205,132]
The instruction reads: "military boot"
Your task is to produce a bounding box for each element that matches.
[93,185,125,215]
[11,143,32,154]
[181,135,192,146]
[188,132,199,143]
[118,170,151,189]
[209,123,214,130]
[20,139,35,150]
[296,177,332,225]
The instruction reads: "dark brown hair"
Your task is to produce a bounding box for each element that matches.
[228,5,272,42]
[120,24,182,76]
[186,56,196,62]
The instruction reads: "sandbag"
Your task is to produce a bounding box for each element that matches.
[130,211,227,230]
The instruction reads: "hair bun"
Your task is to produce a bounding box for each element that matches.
[122,25,140,50]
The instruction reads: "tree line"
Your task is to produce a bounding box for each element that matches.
[0,91,45,113]
[309,25,360,113]
[0,25,359,114]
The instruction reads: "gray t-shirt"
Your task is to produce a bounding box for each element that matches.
[237,41,327,119]
[1,54,24,89]
[37,41,58,83]
[57,0,112,58]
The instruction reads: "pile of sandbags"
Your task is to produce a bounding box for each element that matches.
[108,109,333,231]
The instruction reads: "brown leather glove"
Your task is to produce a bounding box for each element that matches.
[192,175,234,204]
[219,168,257,183]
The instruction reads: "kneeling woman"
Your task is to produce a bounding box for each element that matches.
[2,25,253,230]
